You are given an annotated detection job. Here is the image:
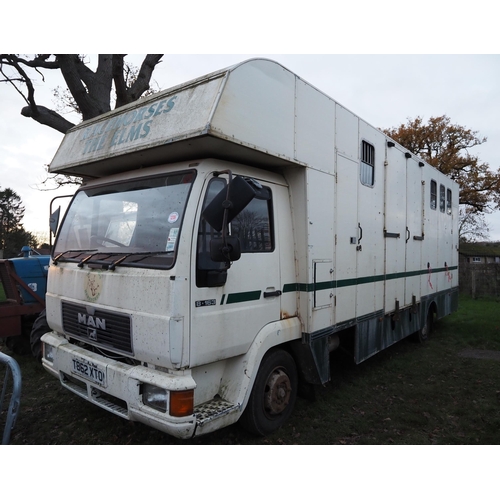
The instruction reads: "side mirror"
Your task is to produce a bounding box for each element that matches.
[209,236,241,263]
[202,173,269,268]
[202,176,257,232]
[50,206,61,237]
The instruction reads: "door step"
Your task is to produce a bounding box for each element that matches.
[195,398,240,427]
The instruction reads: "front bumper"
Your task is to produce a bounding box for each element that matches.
[41,332,197,439]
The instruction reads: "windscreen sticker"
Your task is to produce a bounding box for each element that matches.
[168,212,179,223]
[166,228,179,251]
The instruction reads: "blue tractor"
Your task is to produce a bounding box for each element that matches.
[0,246,49,356]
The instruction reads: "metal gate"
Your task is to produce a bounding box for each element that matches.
[0,351,22,445]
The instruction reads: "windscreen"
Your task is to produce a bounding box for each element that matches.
[54,171,195,269]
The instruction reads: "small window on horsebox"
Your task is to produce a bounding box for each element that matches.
[430,180,437,210]
[447,188,452,215]
[440,184,446,213]
[360,140,375,186]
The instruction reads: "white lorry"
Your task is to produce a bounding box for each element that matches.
[41,58,459,438]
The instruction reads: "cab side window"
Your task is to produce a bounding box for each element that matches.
[196,178,274,287]
[196,177,226,287]
[231,187,274,252]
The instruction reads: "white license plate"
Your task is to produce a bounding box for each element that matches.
[71,357,107,387]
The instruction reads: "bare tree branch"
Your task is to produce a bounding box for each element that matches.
[56,54,109,120]
[20,105,75,133]
[112,55,128,107]
[114,54,163,107]
[128,54,163,102]
[2,54,60,70]
[1,54,164,137]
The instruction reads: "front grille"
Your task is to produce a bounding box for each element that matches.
[62,301,133,355]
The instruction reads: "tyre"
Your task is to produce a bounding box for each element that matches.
[30,309,51,361]
[240,349,298,436]
[414,307,434,343]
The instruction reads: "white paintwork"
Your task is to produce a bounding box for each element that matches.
[42,59,459,438]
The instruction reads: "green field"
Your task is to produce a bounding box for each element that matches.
[2,294,500,445]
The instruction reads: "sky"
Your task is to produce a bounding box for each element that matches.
[1,54,500,243]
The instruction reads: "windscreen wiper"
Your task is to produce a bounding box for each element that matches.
[107,253,133,271]
[53,249,98,265]
[77,252,105,268]
[107,251,172,271]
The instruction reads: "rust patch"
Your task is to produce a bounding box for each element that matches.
[280,310,296,320]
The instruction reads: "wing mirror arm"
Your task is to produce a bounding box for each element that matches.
[203,170,264,267]
[208,170,241,268]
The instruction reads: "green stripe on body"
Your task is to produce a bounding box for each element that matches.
[284,266,458,294]
[222,266,457,304]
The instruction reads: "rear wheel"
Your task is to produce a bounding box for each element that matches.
[415,307,434,343]
[30,309,50,361]
[240,349,298,436]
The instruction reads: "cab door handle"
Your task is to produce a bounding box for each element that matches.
[264,290,282,298]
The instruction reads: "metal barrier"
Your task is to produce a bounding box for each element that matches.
[0,351,22,445]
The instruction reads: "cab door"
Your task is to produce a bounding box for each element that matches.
[190,173,281,367]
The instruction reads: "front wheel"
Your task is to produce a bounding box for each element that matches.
[240,349,298,436]
[30,309,51,361]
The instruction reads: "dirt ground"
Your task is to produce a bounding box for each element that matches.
[459,349,500,361]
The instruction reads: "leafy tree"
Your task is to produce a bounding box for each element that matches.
[0,187,37,257]
[0,187,24,244]
[382,116,500,214]
[3,227,40,258]
[0,54,163,133]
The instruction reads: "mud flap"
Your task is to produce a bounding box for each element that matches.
[289,336,330,386]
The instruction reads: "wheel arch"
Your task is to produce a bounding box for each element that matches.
[216,317,302,415]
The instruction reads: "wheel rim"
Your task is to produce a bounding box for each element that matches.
[421,310,433,341]
[421,321,429,341]
[264,368,292,415]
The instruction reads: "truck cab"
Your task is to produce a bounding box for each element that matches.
[43,159,300,438]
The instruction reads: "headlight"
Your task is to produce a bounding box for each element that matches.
[43,343,54,363]
[142,383,167,413]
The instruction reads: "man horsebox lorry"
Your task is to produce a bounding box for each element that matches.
[40,58,459,438]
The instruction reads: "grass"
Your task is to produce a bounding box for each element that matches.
[2,294,500,445]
